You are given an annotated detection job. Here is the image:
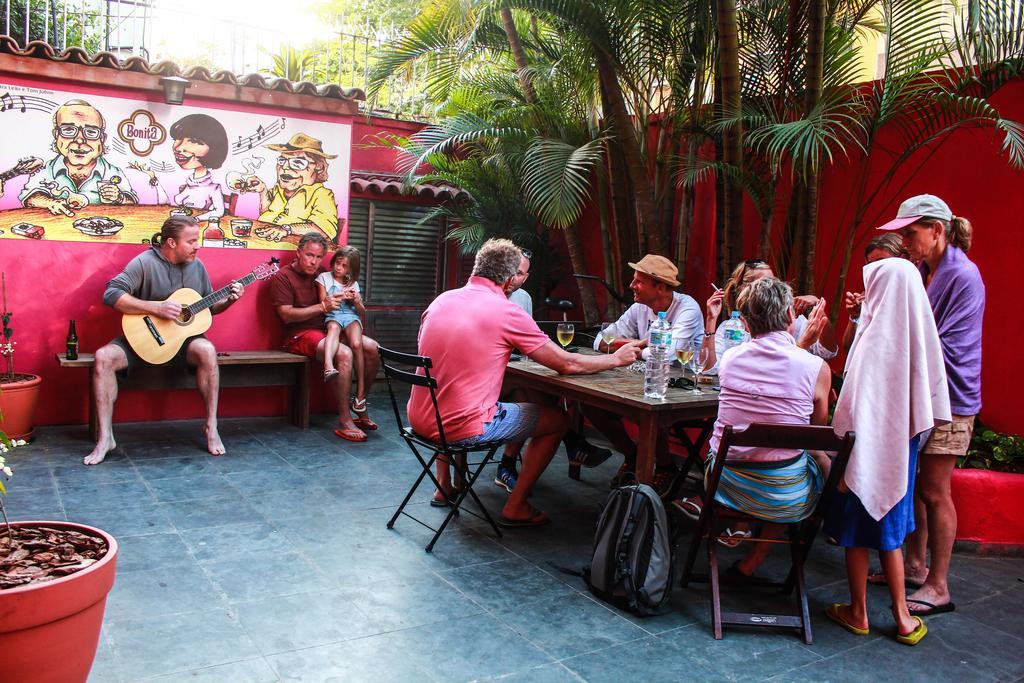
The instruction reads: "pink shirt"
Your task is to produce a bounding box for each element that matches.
[710,330,823,462]
[408,276,552,442]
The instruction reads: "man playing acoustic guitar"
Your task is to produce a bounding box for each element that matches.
[83,216,244,465]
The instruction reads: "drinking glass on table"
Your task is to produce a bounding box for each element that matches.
[599,323,616,353]
[686,339,710,394]
[675,338,695,368]
[556,323,575,349]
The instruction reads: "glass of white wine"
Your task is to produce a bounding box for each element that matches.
[687,340,710,394]
[600,323,616,353]
[556,323,575,349]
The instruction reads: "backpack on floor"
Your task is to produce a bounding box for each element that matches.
[583,483,676,616]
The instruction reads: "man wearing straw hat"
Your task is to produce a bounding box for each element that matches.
[246,132,340,242]
[588,254,704,493]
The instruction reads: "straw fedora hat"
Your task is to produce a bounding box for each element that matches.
[266,133,338,159]
[627,254,680,287]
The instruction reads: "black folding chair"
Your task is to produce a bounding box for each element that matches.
[379,346,505,552]
[679,423,855,643]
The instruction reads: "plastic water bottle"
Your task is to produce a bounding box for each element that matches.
[719,311,750,354]
[644,312,672,399]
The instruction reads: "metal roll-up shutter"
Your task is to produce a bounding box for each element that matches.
[346,198,443,355]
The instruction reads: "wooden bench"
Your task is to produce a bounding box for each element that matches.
[56,350,311,439]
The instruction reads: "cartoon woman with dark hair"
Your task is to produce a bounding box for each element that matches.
[131,113,230,220]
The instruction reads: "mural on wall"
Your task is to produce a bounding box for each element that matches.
[0,82,351,250]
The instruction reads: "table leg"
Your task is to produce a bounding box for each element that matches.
[635,414,659,485]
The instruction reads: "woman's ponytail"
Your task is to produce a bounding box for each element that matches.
[947,216,973,254]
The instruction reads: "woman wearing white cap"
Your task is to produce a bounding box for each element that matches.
[869,194,984,617]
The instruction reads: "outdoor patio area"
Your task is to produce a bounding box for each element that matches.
[2,386,1021,682]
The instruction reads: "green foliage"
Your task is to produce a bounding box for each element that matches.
[260,46,316,81]
[961,427,1024,474]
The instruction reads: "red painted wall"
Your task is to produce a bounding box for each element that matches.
[0,93,425,428]
[577,79,1024,436]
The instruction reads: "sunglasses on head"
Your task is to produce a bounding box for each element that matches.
[744,259,768,268]
[520,248,532,259]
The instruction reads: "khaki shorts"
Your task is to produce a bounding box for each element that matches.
[922,414,976,456]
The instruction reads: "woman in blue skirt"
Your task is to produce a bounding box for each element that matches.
[826,258,951,645]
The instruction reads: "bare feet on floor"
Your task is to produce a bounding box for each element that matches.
[205,425,226,456]
[83,437,116,466]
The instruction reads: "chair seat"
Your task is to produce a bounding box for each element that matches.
[400,427,507,453]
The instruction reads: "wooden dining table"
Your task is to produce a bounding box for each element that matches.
[503,349,720,485]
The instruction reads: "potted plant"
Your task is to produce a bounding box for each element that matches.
[0,273,41,441]
[0,436,119,683]
[951,424,1024,551]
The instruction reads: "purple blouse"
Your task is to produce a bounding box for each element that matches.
[921,245,985,415]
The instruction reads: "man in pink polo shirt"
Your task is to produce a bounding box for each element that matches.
[409,239,642,526]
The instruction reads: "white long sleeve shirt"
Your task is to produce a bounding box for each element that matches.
[593,292,703,359]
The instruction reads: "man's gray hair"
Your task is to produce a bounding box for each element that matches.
[737,277,793,337]
[296,231,329,252]
[471,238,522,284]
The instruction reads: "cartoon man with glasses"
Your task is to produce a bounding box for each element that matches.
[241,132,339,242]
[20,99,137,216]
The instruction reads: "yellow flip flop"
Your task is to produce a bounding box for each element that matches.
[895,616,928,645]
[826,603,870,636]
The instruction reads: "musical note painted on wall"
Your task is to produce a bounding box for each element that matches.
[230,117,287,154]
[0,92,57,114]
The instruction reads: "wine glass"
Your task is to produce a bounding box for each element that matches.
[675,338,694,368]
[600,323,616,353]
[556,323,575,349]
[686,340,710,394]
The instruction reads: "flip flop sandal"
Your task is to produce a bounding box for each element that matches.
[353,416,378,431]
[671,496,703,521]
[496,509,550,528]
[826,603,870,636]
[351,397,368,414]
[323,368,340,383]
[717,527,753,548]
[334,427,367,443]
[906,599,955,616]
[895,616,928,645]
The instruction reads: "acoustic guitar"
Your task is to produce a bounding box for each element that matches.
[122,258,280,364]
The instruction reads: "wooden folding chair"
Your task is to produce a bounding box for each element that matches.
[379,346,505,552]
[680,423,855,643]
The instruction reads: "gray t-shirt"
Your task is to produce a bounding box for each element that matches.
[103,247,213,307]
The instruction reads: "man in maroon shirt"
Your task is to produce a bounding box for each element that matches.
[269,232,380,441]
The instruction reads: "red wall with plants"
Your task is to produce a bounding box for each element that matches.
[575,79,1024,437]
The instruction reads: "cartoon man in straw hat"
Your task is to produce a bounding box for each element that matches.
[244,132,340,242]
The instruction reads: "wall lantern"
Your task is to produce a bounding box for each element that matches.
[159,76,190,105]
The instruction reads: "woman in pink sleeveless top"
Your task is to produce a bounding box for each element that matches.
[674,278,832,577]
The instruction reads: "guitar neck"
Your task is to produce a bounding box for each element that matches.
[0,170,19,183]
[186,272,258,315]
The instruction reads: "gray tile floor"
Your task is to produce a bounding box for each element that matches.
[6,386,1024,682]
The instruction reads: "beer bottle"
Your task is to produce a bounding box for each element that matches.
[66,320,79,361]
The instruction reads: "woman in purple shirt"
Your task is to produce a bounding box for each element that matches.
[132,114,229,221]
[873,194,984,618]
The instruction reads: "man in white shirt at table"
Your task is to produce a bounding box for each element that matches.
[589,254,704,494]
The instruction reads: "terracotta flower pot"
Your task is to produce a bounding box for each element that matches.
[952,468,1024,550]
[0,521,118,683]
[0,373,42,442]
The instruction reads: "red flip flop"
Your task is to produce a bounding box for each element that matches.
[334,427,367,442]
[353,416,378,431]
[497,509,550,528]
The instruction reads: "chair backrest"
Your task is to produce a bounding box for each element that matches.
[710,423,856,521]
[378,345,452,449]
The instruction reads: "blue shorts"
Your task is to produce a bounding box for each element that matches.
[326,309,361,330]
[451,402,541,446]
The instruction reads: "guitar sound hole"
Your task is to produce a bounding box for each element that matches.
[177,310,193,325]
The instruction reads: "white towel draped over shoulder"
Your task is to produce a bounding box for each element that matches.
[832,258,951,521]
